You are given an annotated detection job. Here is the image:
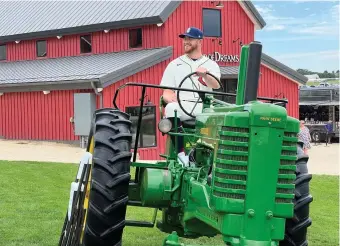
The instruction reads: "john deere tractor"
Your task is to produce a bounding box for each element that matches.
[58,42,312,246]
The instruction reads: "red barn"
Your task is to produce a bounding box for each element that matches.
[0,1,307,160]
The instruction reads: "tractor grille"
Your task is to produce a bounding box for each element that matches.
[275,131,297,204]
[213,127,297,205]
[213,126,249,200]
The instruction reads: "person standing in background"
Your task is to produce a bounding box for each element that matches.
[325,120,333,144]
[298,120,311,154]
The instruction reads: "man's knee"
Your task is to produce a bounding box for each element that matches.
[165,102,181,118]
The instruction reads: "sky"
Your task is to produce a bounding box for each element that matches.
[253,0,339,73]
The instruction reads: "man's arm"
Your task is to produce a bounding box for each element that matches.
[163,89,177,103]
[201,72,220,89]
[160,62,177,103]
[197,61,221,89]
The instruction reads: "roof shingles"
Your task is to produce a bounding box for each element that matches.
[0,1,267,43]
[0,47,173,90]
[0,1,181,42]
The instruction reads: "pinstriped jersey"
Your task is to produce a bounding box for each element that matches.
[160,54,221,100]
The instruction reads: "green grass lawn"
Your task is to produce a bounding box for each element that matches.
[0,161,338,246]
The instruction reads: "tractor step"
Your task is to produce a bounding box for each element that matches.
[125,220,155,228]
[125,208,158,228]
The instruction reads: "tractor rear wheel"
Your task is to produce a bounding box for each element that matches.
[81,108,133,246]
[280,143,313,246]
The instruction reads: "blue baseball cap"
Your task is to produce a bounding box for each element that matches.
[179,27,203,39]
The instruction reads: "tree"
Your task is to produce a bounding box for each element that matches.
[297,68,314,75]
[296,68,339,78]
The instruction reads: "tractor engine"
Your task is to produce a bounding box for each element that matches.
[140,100,299,245]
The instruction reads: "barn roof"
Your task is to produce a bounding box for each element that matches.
[0,47,173,93]
[220,53,308,85]
[0,1,181,43]
[220,66,239,79]
[238,1,266,30]
[261,53,308,85]
[0,1,265,43]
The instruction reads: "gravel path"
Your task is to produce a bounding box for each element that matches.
[0,139,85,164]
[0,139,338,175]
[307,142,339,176]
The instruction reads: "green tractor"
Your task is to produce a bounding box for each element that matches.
[58,42,312,246]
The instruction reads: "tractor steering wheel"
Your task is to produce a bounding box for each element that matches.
[177,71,223,118]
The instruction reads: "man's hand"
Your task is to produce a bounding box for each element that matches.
[163,89,177,103]
[195,67,220,89]
[196,67,208,77]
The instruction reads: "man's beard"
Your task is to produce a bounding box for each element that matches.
[184,44,197,54]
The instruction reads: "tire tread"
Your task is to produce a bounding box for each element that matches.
[82,108,132,246]
[280,144,313,246]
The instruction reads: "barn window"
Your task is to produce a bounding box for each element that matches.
[80,35,92,53]
[129,28,142,48]
[0,44,6,60]
[36,40,47,57]
[202,8,222,37]
[126,105,156,148]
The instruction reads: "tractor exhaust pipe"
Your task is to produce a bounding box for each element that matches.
[244,41,262,104]
[236,41,262,105]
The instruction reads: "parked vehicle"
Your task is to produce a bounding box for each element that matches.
[299,86,339,142]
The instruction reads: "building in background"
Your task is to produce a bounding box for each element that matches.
[299,86,339,142]
[0,0,307,159]
[305,74,320,82]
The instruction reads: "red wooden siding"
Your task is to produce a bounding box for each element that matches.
[47,35,80,58]
[5,36,80,61]
[163,1,254,62]
[6,40,36,61]
[4,25,164,62]
[0,89,97,141]
[0,61,168,159]
[92,25,164,54]
[258,65,299,118]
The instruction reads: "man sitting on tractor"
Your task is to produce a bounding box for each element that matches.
[160,27,221,166]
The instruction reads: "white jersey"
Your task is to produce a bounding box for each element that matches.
[160,54,221,101]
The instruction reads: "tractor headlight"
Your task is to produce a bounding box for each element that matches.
[158,118,172,133]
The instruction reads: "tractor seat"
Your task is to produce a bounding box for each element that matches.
[182,119,196,129]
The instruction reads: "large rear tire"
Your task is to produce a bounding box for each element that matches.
[81,108,133,246]
[280,142,313,246]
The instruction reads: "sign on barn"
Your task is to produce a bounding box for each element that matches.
[205,52,240,63]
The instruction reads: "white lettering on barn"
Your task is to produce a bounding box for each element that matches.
[205,52,240,63]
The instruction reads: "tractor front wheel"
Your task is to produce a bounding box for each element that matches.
[81,108,133,246]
